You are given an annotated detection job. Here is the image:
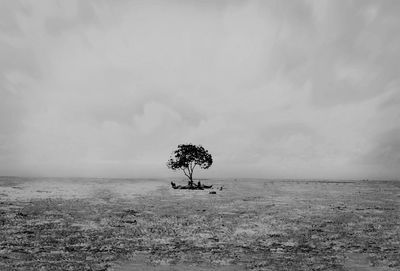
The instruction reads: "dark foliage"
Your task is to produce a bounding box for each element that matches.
[167,144,213,185]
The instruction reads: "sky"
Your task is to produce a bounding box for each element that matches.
[0,0,399,180]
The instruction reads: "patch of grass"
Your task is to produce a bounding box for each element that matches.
[0,180,399,270]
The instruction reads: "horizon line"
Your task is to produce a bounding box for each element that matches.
[0,175,398,182]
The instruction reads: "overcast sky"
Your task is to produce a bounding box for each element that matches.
[0,0,399,180]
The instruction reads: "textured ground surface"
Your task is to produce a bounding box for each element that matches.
[0,177,399,270]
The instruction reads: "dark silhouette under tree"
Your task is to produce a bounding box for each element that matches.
[167,144,213,190]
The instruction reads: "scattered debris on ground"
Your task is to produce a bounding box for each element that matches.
[0,178,399,270]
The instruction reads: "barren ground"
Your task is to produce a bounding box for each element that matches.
[0,177,399,270]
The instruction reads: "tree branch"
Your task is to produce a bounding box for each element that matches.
[191,164,196,179]
[181,167,190,180]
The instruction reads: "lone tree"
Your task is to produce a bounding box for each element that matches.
[167,144,213,187]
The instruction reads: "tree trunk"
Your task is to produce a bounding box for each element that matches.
[188,174,193,187]
[186,163,196,187]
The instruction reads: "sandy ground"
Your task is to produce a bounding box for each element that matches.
[0,177,399,270]
[0,177,163,201]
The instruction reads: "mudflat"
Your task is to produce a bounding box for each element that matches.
[0,177,399,270]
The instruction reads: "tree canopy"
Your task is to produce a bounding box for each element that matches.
[167,144,213,185]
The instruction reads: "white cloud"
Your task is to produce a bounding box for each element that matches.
[0,0,399,179]
[133,102,182,134]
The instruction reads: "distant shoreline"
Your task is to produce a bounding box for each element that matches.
[0,176,398,182]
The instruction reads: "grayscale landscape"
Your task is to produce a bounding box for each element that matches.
[1,0,400,270]
[0,177,399,270]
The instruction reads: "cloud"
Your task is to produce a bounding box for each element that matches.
[308,1,400,106]
[363,128,400,166]
[0,0,399,179]
[360,128,400,179]
[133,102,182,134]
[44,1,98,36]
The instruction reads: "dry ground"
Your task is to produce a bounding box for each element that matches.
[0,177,399,270]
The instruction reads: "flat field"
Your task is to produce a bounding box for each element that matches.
[0,177,399,270]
